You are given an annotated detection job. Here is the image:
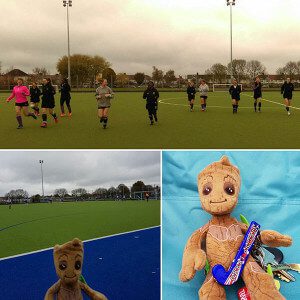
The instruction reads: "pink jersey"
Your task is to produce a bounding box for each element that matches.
[7,85,30,103]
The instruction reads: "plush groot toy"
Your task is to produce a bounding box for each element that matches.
[45,238,108,300]
[179,156,292,300]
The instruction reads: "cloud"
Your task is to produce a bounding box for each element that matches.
[0,151,160,196]
[1,0,300,75]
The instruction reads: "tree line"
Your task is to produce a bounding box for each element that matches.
[3,181,160,203]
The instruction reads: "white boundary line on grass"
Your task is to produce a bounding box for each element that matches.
[243,93,300,110]
[159,94,300,110]
[0,225,160,261]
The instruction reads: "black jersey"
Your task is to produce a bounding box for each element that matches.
[187,86,196,99]
[143,87,159,106]
[253,82,262,99]
[229,85,242,100]
[60,82,71,100]
[281,82,294,99]
[30,86,41,102]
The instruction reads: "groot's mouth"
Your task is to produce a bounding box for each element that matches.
[210,199,227,204]
[65,275,77,279]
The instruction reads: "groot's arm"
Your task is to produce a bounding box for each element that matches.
[79,281,108,300]
[260,230,292,247]
[44,280,61,300]
[179,223,209,282]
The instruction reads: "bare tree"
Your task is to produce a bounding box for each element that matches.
[54,188,68,198]
[246,60,266,80]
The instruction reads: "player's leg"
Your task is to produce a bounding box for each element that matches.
[285,98,291,115]
[189,98,194,111]
[203,97,207,111]
[236,99,239,113]
[232,99,236,113]
[15,106,23,129]
[148,106,154,125]
[254,97,257,112]
[60,98,66,117]
[258,97,262,112]
[23,106,37,119]
[49,108,58,123]
[41,107,48,128]
[30,102,39,115]
[66,97,72,116]
[153,106,158,122]
[102,107,109,129]
[200,97,205,111]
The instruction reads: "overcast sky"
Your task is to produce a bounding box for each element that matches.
[0,151,160,196]
[1,0,300,75]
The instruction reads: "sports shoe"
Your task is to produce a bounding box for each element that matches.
[288,111,291,116]
[41,122,47,128]
[54,117,58,124]
[60,113,66,117]
[154,116,158,122]
[68,112,72,117]
[17,125,24,129]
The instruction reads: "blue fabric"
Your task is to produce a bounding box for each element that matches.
[0,227,160,300]
[162,151,300,300]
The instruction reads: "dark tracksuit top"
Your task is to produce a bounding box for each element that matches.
[187,86,196,100]
[30,87,41,103]
[60,83,71,101]
[41,83,56,108]
[281,82,294,99]
[253,82,262,99]
[229,85,242,100]
[143,88,159,112]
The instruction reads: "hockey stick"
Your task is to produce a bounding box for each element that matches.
[212,221,260,285]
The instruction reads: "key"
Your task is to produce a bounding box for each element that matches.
[275,269,295,282]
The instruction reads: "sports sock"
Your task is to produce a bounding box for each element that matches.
[236,104,239,112]
[99,117,103,123]
[286,106,290,112]
[154,113,158,122]
[67,105,72,113]
[16,116,23,126]
[204,103,207,109]
[103,117,108,125]
[254,102,257,111]
[232,104,235,113]
[149,114,153,122]
[42,114,47,122]
[51,113,57,119]
[190,103,194,109]
[258,102,261,110]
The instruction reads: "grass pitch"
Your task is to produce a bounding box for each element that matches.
[1,91,300,149]
[0,200,160,258]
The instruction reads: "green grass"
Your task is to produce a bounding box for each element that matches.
[1,91,300,148]
[0,200,160,258]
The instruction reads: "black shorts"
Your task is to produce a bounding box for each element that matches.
[42,99,55,109]
[60,97,71,106]
[231,96,240,101]
[188,96,195,101]
[283,95,292,100]
[200,96,208,100]
[15,102,29,107]
[254,94,262,100]
[30,99,40,104]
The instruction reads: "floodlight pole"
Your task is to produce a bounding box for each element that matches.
[227,0,235,80]
[63,0,72,86]
[39,160,45,200]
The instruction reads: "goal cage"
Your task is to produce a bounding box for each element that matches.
[212,83,243,92]
[132,190,159,200]
[28,84,59,93]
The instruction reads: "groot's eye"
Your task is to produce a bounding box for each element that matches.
[75,260,81,270]
[59,262,67,270]
[224,183,235,196]
[203,184,212,195]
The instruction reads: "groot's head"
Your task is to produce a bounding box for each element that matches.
[198,156,240,216]
[53,238,83,285]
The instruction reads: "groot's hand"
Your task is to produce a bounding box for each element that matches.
[260,230,292,247]
[179,249,206,282]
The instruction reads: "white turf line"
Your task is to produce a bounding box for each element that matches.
[0,225,160,261]
[159,94,300,110]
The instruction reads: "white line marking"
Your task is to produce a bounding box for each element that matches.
[243,94,300,110]
[0,225,160,261]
